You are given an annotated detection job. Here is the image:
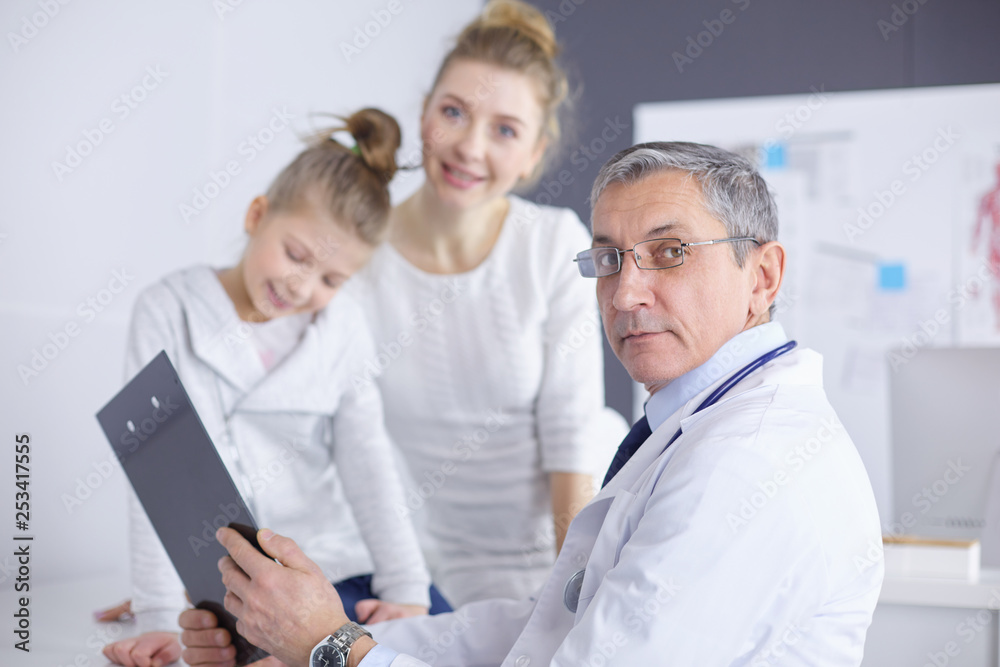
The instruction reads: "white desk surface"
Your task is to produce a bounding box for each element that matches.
[7,568,1000,666]
[879,567,1000,609]
[0,574,189,667]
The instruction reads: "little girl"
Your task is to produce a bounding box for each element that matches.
[101,108,447,667]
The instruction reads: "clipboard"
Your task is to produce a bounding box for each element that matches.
[96,350,269,666]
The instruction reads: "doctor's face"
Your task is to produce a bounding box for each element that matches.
[593,169,759,394]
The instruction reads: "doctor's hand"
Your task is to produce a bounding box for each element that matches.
[178,608,236,667]
[354,599,427,624]
[216,527,365,667]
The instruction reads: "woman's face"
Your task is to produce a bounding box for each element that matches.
[421,59,548,210]
[239,196,373,321]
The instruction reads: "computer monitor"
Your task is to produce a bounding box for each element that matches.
[890,347,1000,542]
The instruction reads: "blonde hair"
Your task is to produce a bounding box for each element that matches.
[431,0,569,180]
[265,107,401,245]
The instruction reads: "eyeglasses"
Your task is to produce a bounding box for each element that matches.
[574,237,760,278]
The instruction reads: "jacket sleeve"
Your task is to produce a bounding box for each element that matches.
[366,597,534,667]
[534,209,627,477]
[123,286,191,633]
[330,313,432,608]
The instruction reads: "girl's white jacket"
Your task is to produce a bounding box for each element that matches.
[125,266,431,633]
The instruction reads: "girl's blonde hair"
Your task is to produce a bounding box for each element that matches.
[431,0,570,181]
[265,107,401,245]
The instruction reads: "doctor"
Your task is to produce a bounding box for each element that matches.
[179,141,884,667]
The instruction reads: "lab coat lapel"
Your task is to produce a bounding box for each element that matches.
[594,408,686,502]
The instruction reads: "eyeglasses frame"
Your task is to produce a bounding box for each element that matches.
[573,236,761,277]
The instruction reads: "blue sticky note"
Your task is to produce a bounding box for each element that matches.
[763,142,786,170]
[878,263,906,290]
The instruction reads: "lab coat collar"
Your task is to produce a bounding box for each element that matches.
[596,346,821,502]
[644,322,789,433]
[162,267,336,412]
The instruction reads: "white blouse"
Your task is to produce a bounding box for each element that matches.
[346,196,625,606]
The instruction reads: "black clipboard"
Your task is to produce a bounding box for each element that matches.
[96,351,269,666]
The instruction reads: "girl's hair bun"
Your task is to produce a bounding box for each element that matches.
[265,107,403,245]
[342,107,401,182]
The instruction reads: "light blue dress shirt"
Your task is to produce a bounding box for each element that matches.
[644,322,789,432]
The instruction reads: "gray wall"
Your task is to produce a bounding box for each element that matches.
[519,0,1000,420]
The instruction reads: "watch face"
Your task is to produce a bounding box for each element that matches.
[312,644,346,667]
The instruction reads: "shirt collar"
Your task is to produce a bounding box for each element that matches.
[644,322,789,432]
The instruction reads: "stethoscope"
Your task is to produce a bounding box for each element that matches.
[563,340,799,613]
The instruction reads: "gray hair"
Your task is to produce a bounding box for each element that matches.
[590,141,778,268]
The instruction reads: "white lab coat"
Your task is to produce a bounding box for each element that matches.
[368,348,884,666]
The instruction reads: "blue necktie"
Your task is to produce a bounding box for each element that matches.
[601,415,652,488]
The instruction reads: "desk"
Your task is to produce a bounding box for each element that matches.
[863,569,1000,666]
[0,575,188,667]
[10,571,1000,666]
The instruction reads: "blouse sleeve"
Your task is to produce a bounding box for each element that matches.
[330,302,432,607]
[533,208,628,477]
[123,285,191,633]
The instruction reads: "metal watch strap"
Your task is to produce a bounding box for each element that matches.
[330,621,372,657]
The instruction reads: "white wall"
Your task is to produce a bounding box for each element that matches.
[0,0,480,588]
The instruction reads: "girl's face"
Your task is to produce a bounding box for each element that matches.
[421,59,548,210]
[239,196,373,321]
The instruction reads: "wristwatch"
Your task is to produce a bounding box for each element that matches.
[309,622,373,667]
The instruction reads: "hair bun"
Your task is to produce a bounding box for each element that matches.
[476,0,559,59]
[343,107,401,182]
